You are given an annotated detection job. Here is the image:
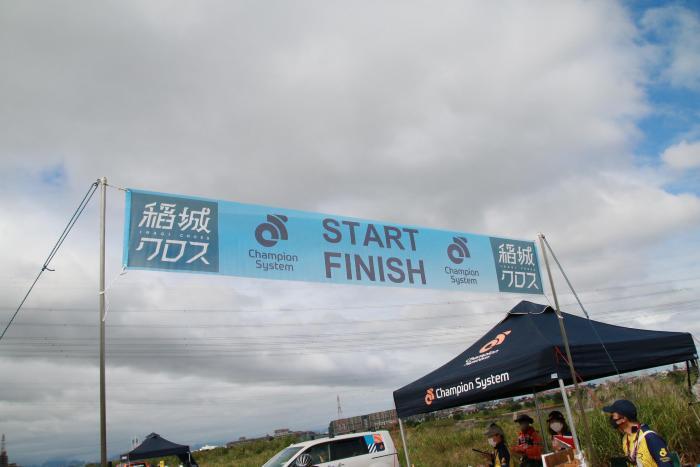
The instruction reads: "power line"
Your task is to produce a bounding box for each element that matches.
[0,181,99,343]
[3,295,700,330]
[3,278,700,316]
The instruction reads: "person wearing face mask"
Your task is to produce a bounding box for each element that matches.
[511,414,543,466]
[480,423,510,467]
[603,399,672,467]
[546,411,573,451]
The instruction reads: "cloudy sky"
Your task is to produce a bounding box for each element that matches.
[1,0,700,464]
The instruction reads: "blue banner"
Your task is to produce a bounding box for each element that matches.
[123,189,543,294]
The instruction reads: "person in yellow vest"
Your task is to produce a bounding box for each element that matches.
[603,399,672,467]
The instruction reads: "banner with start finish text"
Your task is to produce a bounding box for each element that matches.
[122,189,543,294]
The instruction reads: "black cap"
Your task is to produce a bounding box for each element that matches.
[547,410,565,421]
[603,399,637,421]
[484,423,505,437]
[514,413,534,424]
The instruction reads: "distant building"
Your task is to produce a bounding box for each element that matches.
[226,435,271,448]
[274,428,291,438]
[329,409,398,435]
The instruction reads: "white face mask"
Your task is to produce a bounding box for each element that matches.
[488,438,498,447]
[550,422,564,433]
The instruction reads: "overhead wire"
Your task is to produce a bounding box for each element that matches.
[2,303,698,358]
[542,236,621,376]
[0,181,99,343]
[3,294,700,330]
[3,276,699,316]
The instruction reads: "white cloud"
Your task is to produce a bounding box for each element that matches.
[661,139,700,169]
[1,0,700,465]
[641,6,700,90]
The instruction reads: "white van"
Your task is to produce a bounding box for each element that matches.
[262,431,400,467]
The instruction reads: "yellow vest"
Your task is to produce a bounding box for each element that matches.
[622,425,671,467]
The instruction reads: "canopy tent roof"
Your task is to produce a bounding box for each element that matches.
[122,433,191,462]
[393,301,697,418]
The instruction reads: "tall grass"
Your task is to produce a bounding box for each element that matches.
[392,375,700,467]
[584,375,700,465]
[110,375,699,467]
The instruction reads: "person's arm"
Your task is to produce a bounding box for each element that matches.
[645,433,672,467]
[523,431,543,459]
[497,444,510,467]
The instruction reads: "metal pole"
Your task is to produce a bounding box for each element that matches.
[398,418,411,467]
[99,176,107,467]
[557,378,582,455]
[532,390,550,453]
[541,235,620,378]
[538,233,593,462]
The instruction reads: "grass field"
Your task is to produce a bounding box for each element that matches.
[106,373,700,467]
[391,373,700,466]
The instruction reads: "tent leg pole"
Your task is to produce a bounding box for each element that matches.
[398,417,412,467]
[539,233,594,462]
[558,379,583,459]
[691,404,700,425]
[533,390,550,453]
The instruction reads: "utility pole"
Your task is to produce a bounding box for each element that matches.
[99,177,107,467]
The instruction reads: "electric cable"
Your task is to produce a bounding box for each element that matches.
[542,235,621,377]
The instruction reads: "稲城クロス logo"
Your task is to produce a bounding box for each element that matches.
[479,330,511,354]
[255,214,288,247]
[447,236,470,264]
[424,388,435,406]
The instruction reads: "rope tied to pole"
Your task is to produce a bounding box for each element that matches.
[541,235,621,378]
[0,181,99,343]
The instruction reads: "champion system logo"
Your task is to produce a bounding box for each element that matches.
[447,236,470,264]
[424,388,435,406]
[255,214,289,247]
[479,330,512,354]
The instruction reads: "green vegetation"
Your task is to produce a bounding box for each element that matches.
[192,436,300,467]
[96,374,699,467]
[393,374,700,467]
[128,436,301,467]
[585,375,700,464]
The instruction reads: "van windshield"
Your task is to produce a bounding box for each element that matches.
[262,446,303,467]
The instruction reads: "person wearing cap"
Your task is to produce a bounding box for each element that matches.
[603,399,672,467]
[512,414,543,466]
[546,410,573,451]
[480,423,510,467]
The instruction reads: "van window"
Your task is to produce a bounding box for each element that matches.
[303,442,331,464]
[330,437,370,461]
[262,446,303,467]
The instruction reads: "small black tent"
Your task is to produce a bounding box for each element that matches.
[393,301,697,418]
[121,433,196,466]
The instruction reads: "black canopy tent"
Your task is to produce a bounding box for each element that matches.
[394,301,697,417]
[121,433,197,466]
[393,301,697,462]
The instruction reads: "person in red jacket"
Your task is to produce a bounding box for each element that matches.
[511,414,543,466]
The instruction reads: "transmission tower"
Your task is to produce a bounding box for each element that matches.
[1,433,8,467]
[336,395,343,419]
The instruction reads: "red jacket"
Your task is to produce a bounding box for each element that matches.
[514,426,543,460]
